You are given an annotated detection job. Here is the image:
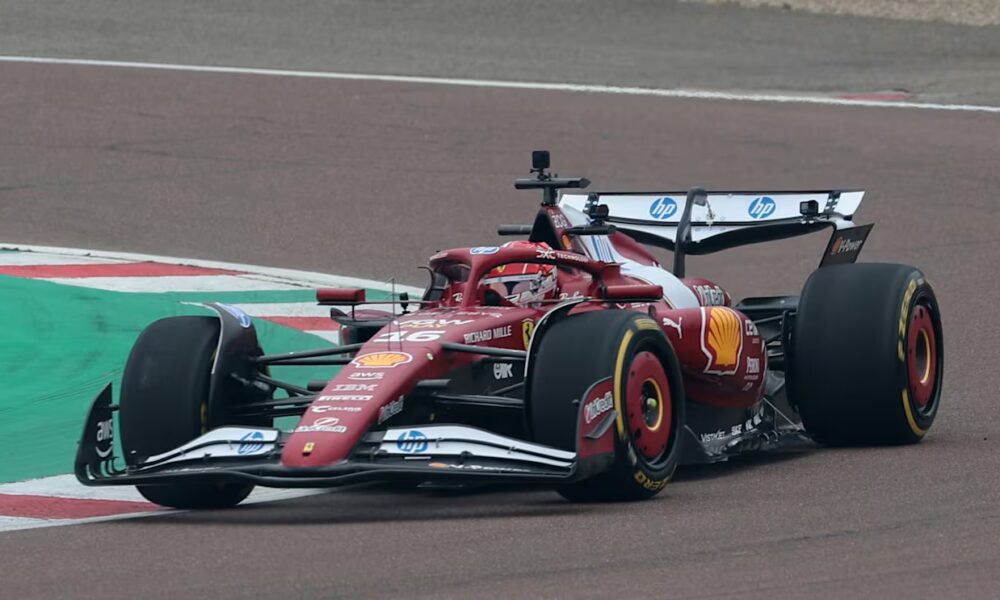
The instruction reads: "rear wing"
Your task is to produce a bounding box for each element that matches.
[560,189,870,275]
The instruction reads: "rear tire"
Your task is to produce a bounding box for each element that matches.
[119,316,254,509]
[529,311,685,502]
[791,263,943,445]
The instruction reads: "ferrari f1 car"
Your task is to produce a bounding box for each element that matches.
[76,151,944,508]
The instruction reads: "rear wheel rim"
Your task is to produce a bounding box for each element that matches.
[907,303,938,412]
[626,351,672,460]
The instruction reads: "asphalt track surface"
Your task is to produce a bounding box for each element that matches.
[1,3,1000,599]
[3,0,1000,105]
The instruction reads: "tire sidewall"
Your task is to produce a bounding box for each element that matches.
[119,316,220,464]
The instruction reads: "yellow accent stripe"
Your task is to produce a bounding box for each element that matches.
[635,318,659,331]
[902,389,926,437]
[613,329,634,438]
[919,330,932,384]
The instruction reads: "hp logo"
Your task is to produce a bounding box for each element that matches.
[238,430,265,455]
[648,197,677,220]
[396,430,429,453]
[748,196,776,219]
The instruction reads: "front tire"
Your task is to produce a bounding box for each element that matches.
[529,311,685,502]
[119,316,254,509]
[791,263,943,445]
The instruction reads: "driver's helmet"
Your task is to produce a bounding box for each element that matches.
[481,241,559,307]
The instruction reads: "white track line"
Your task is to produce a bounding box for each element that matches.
[1,516,49,531]
[0,474,326,508]
[0,252,124,266]
[0,476,319,505]
[227,302,334,317]
[0,475,148,502]
[0,512,165,533]
[1,55,999,114]
[304,330,341,344]
[42,274,304,293]
[0,490,328,533]
[0,480,328,533]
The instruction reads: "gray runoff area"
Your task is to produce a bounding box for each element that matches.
[0,0,999,105]
[1,1,999,600]
[686,0,1000,26]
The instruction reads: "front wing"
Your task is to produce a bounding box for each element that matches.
[75,386,593,489]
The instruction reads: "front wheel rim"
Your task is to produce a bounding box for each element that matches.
[626,350,672,460]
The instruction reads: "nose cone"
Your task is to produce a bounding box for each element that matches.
[281,351,424,468]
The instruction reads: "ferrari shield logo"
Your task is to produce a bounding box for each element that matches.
[521,319,535,349]
[700,307,743,375]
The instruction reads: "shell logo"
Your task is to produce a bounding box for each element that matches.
[351,352,413,369]
[701,307,743,375]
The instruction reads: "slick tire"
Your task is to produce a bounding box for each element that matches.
[791,263,943,445]
[529,311,685,502]
[119,316,254,509]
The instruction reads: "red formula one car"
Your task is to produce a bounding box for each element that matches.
[76,151,944,508]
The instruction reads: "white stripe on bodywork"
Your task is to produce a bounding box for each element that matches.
[142,427,279,466]
[561,204,700,309]
[378,440,573,468]
[381,425,576,468]
[620,262,701,309]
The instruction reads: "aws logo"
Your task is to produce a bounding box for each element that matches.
[700,307,743,375]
